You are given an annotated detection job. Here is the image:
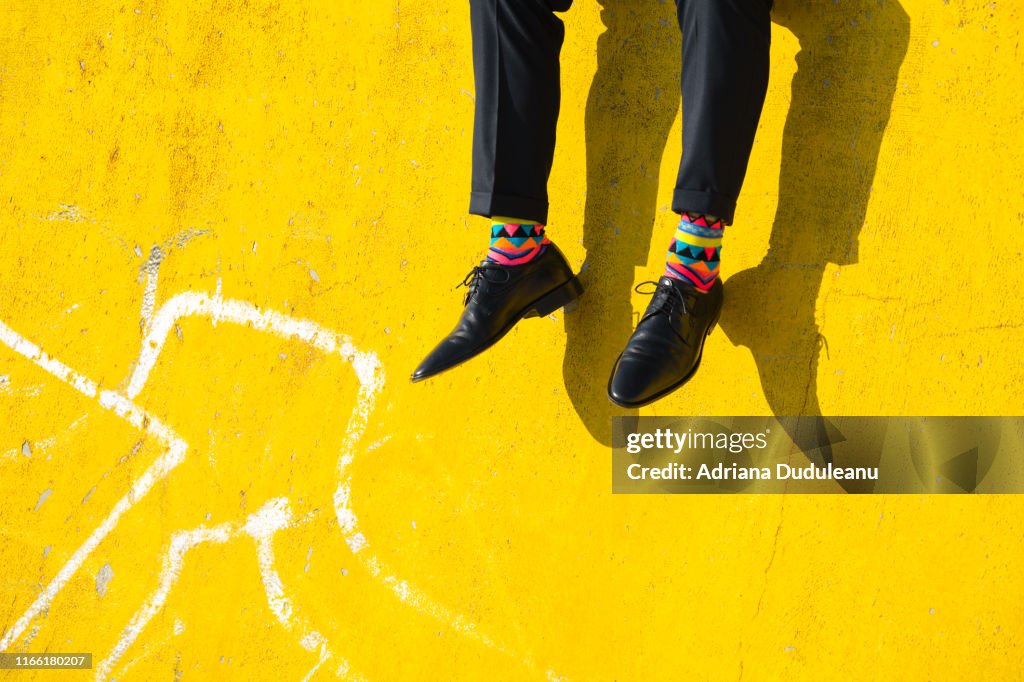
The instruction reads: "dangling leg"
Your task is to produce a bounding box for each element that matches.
[609,0,773,407]
[412,0,583,383]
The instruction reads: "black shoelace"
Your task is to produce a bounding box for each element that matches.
[456,263,510,305]
[634,279,691,318]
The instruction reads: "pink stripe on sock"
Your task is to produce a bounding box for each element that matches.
[665,262,714,291]
[488,243,545,266]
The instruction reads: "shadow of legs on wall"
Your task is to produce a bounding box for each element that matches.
[716,0,909,465]
[563,0,681,446]
[564,0,909,452]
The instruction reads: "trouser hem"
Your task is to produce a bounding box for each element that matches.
[671,189,738,226]
[469,191,549,225]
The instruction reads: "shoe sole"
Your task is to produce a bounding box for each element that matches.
[410,275,584,383]
[606,311,720,409]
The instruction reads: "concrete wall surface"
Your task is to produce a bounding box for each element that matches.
[1,1,1022,679]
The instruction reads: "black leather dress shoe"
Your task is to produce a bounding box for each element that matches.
[411,244,583,382]
[607,276,723,407]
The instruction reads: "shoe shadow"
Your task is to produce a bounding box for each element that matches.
[563,0,681,446]
[563,0,910,455]
[717,0,910,467]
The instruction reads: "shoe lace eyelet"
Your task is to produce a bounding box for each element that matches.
[634,279,689,317]
[456,263,511,305]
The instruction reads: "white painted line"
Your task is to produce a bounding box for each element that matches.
[3,283,565,679]
[0,320,99,398]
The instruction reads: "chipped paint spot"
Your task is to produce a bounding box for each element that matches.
[96,563,114,597]
[44,204,85,222]
[34,488,52,511]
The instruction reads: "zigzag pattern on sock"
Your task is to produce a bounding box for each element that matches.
[487,221,550,266]
[664,212,723,291]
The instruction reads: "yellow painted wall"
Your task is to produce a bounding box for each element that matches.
[1,0,1022,679]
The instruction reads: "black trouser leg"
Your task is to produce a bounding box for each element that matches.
[673,0,773,225]
[468,0,572,225]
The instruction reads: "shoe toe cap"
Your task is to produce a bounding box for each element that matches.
[608,353,675,407]
[410,335,479,382]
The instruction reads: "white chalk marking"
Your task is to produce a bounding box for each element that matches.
[248,501,362,681]
[0,320,188,652]
[124,291,381,398]
[4,284,562,679]
[364,435,392,453]
[99,499,361,681]
[95,521,234,679]
[21,626,40,649]
[0,320,99,398]
[105,631,174,680]
[2,414,89,462]
[1,288,381,674]
[301,648,333,682]
[0,438,187,652]
[334,437,568,678]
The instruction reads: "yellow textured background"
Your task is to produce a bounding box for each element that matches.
[2,0,1023,680]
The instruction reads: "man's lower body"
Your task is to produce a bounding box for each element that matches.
[413,0,773,407]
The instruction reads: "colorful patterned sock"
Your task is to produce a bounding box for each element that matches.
[664,212,724,292]
[487,216,551,266]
